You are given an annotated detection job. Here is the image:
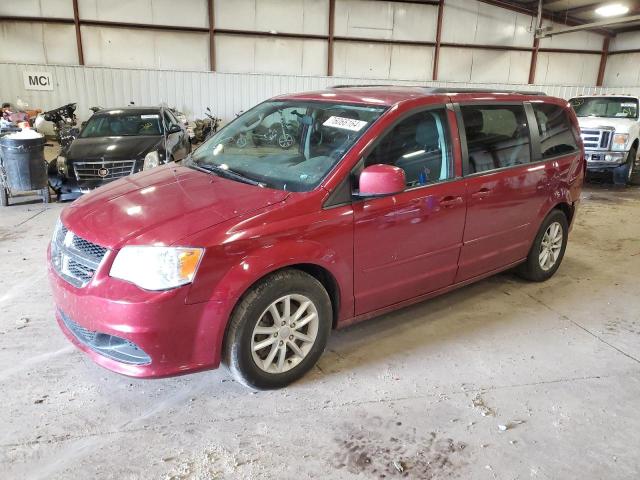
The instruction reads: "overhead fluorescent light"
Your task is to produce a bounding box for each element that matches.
[595,3,630,17]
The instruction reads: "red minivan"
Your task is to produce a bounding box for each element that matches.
[49,87,584,389]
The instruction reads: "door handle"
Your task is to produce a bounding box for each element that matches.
[440,195,463,207]
[470,188,491,199]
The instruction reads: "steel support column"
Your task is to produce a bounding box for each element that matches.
[432,0,444,80]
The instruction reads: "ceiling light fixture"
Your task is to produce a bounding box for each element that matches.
[595,3,630,17]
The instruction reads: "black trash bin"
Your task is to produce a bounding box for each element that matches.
[0,133,50,206]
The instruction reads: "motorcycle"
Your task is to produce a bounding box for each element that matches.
[235,110,295,150]
[38,103,79,149]
[193,107,221,143]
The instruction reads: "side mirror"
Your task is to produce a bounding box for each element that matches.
[168,124,182,134]
[357,164,405,197]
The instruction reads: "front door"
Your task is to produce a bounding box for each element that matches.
[353,107,466,315]
[163,110,188,160]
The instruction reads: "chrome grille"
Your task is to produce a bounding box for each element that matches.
[73,160,136,181]
[51,220,108,288]
[580,128,614,150]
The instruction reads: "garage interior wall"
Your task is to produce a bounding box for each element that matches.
[605,31,640,86]
[1,0,637,120]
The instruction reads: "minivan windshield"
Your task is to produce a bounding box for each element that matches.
[187,100,386,191]
[569,97,639,119]
[80,111,162,138]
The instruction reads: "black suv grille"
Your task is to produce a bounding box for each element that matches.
[59,310,151,365]
[51,220,108,288]
[73,160,136,181]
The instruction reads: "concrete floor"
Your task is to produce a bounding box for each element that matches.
[1,181,639,480]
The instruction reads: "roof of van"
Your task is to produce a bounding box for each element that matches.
[277,85,550,107]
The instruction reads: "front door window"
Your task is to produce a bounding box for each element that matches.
[365,109,453,187]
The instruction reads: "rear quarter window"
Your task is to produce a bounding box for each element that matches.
[532,103,579,159]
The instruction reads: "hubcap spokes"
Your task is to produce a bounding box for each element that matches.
[251,294,319,374]
[539,222,563,271]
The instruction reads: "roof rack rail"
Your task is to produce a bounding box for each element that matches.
[330,84,394,88]
[329,84,546,96]
[426,87,547,96]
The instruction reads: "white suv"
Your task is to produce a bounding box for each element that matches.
[569,95,640,185]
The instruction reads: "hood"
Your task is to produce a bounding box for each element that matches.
[577,116,636,134]
[65,135,163,160]
[61,165,290,248]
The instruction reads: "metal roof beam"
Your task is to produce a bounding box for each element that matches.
[537,14,640,37]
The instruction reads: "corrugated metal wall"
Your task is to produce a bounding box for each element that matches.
[3,62,639,124]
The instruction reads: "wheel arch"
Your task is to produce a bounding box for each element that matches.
[215,261,342,370]
[226,263,341,331]
[553,201,575,225]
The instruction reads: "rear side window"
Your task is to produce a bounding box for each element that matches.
[460,104,531,174]
[532,103,579,158]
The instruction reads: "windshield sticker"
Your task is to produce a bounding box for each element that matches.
[323,116,368,131]
[141,114,159,119]
[621,103,636,108]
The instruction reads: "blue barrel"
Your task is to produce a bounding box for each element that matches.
[0,135,47,191]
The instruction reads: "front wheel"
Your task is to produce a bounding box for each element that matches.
[613,147,638,186]
[517,210,568,282]
[278,133,294,149]
[0,186,8,207]
[223,269,332,390]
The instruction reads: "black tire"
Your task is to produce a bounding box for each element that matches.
[0,187,8,207]
[223,269,332,390]
[628,147,640,186]
[517,209,569,282]
[613,147,637,186]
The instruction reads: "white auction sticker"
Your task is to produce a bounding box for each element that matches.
[323,116,368,131]
[621,103,636,108]
[141,114,159,119]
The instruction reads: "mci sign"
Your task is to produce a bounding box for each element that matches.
[23,71,54,91]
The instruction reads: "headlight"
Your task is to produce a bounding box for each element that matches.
[612,133,629,151]
[56,156,67,176]
[143,151,160,170]
[110,246,204,290]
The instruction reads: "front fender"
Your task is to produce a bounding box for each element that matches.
[186,239,353,362]
[212,239,345,302]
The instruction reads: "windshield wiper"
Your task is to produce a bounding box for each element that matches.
[192,160,266,188]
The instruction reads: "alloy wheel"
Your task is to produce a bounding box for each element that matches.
[539,221,563,271]
[251,294,319,374]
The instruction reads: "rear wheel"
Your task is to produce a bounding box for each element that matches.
[518,210,568,282]
[235,134,248,149]
[223,269,332,390]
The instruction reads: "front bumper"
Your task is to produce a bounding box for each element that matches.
[49,173,126,201]
[49,158,144,201]
[585,150,629,171]
[48,246,226,378]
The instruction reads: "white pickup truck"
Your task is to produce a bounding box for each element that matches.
[568,95,640,185]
